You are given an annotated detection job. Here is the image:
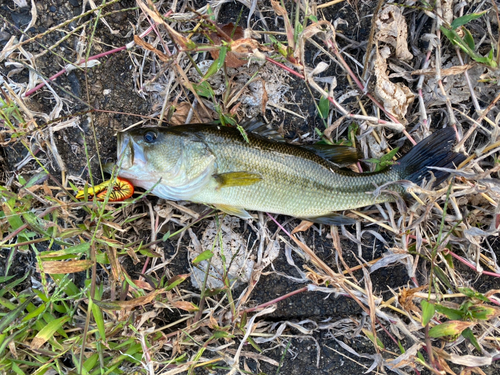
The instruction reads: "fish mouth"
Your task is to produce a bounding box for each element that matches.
[103,132,146,176]
[116,132,133,170]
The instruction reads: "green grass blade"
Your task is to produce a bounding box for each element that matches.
[30,315,70,350]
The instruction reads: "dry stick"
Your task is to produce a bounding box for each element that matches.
[23,10,173,97]
[264,57,404,131]
[242,286,308,314]
[445,249,500,279]
[456,90,500,150]
[416,48,433,134]
[433,5,458,139]
[0,0,121,51]
[317,0,345,9]
[322,39,417,144]
[265,213,371,315]
[455,49,482,114]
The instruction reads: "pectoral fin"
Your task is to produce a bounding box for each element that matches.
[214,204,253,219]
[302,144,360,166]
[213,171,263,189]
[302,213,356,226]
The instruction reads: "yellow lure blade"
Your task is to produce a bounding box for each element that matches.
[76,177,134,202]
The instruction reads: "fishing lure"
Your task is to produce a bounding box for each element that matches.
[76,177,134,202]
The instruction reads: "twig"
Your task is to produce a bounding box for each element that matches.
[444,249,500,279]
[23,10,173,97]
[242,286,308,314]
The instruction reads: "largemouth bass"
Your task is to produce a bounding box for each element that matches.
[110,123,464,225]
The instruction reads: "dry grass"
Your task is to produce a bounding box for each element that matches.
[1,0,500,374]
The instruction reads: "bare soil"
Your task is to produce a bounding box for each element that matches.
[2,1,500,374]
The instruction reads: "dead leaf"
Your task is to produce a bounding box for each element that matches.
[387,343,423,370]
[189,217,254,290]
[93,289,162,310]
[133,279,155,291]
[168,102,216,125]
[460,367,488,375]
[271,0,295,49]
[210,23,271,68]
[231,38,262,57]
[163,22,195,50]
[398,285,427,314]
[170,300,199,312]
[138,0,164,24]
[436,356,458,375]
[42,180,53,197]
[411,64,473,77]
[298,21,336,65]
[136,310,157,330]
[373,46,414,123]
[434,347,492,367]
[210,23,247,68]
[134,35,171,62]
[138,0,194,50]
[291,220,314,234]
[375,5,413,61]
[259,78,268,114]
[40,259,93,274]
[442,0,454,25]
[168,102,191,125]
[323,116,345,142]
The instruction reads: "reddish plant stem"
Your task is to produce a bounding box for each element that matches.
[444,249,500,279]
[0,206,59,245]
[266,51,416,143]
[376,317,398,346]
[241,286,308,314]
[266,212,292,237]
[424,324,436,370]
[24,46,128,97]
[265,56,305,79]
[24,10,173,97]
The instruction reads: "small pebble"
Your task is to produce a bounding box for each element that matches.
[0,31,11,42]
[49,5,56,12]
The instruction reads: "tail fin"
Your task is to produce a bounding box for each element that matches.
[394,128,466,186]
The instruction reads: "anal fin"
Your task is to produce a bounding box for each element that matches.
[213,171,262,189]
[302,213,356,226]
[214,204,253,220]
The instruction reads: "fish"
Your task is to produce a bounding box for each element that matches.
[108,123,465,225]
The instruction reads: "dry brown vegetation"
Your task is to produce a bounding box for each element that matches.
[1,0,500,374]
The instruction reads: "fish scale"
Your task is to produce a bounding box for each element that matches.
[189,128,397,217]
[113,124,465,225]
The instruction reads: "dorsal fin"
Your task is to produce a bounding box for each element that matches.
[241,119,359,165]
[240,119,285,142]
[302,144,360,166]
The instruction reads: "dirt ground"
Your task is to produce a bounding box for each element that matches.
[2,0,500,374]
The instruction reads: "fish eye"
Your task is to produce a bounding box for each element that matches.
[144,131,157,143]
